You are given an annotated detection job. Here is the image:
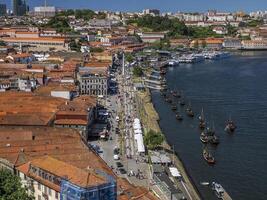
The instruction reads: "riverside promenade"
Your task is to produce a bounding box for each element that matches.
[135,88,201,200]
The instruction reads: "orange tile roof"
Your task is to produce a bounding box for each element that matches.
[35,83,77,96]
[0,92,65,126]
[84,62,111,68]
[15,31,39,34]
[54,119,88,125]
[0,126,114,176]
[18,156,107,188]
[0,126,158,200]
[2,37,66,42]
[11,53,32,58]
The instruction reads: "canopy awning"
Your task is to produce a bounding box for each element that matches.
[134,134,145,153]
[169,167,181,177]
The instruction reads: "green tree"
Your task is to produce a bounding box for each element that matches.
[133,66,143,77]
[144,130,164,150]
[246,19,264,27]
[90,47,104,53]
[69,39,81,52]
[0,40,6,46]
[226,24,238,36]
[0,169,33,200]
[125,53,134,63]
[46,16,71,33]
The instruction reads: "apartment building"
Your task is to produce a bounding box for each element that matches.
[2,37,69,51]
[139,32,165,43]
[77,62,110,96]
[183,14,205,22]
[242,40,267,50]
[55,96,96,140]
[0,28,69,51]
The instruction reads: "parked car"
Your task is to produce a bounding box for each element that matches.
[113,154,120,160]
[116,162,123,168]
[119,168,127,174]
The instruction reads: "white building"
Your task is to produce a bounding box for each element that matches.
[183,14,205,22]
[143,9,160,16]
[34,6,56,17]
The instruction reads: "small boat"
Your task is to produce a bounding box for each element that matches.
[200,182,210,186]
[186,107,194,117]
[160,69,167,75]
[203,149,215,164]
[200,132,209,143]
[179,99,186,106]
[225,117,236,133]
[173,91,181,98]
[165,97,172,103]
[167,98,172,103]
[176,112,183,121]
[209,135,220,145]
[171,105,177,111]
[211,182,225,199]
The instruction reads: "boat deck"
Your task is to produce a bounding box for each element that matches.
[222,191,233,200]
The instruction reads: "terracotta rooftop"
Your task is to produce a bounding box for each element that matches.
[84,61,111,68]
[35,83,77,96]
[2,37,66,42]
[54,119,88,125]
[0,92,65,126]
[18,156,107,188]
[0,126,158,199]
[0,126,113,176]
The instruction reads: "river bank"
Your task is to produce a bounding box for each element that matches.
[136,88,201,200]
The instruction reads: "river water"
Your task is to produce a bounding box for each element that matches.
[151,51,267,200]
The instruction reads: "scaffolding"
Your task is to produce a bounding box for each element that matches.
[60,170,116,200]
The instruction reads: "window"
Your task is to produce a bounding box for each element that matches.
[23,174,27,180]
[38,195,41,200]
[44,186,47,194]
[48,188,51,196]
[38,182,41,190]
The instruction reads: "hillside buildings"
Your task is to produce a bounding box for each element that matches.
[0,28,69,51]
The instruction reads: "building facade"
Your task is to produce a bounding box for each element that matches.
[17,156,116,200]
[13,0,28,16]
[0,4,6,16]
[34,6,56,17]
[77,66,109,97]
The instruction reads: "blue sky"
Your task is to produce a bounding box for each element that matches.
[1,0,267,12]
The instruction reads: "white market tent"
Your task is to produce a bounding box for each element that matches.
[134,134,145,153]
[134,129,142,134]
[133,123,141,130]
[134,118,140,123]
[169,167,182,178]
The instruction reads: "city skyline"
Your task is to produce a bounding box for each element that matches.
[1,0,267,12]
